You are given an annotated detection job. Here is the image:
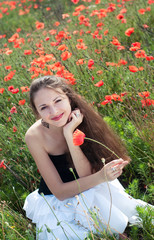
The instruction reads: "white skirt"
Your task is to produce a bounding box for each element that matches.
[23,179,150,240]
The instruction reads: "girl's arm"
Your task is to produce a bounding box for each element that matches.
[25,132,128,201]
[63,109,92,177]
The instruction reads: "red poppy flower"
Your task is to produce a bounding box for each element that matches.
[125,28,134,37]
[0,88,4,94]
[4,70,16,81]
[146,56,154,61]
[24,50,32,55]
[138,91,150,98]
[141,99,154,107]
[57,44,68,51]
[101,100,111,105]
[94,80,104,87]
[76,59,85,65]
[13,126,17,132]
[19,99,26,105]
[5,65,12,70]
[10,106,17,114]
[8,86,14,92]
[138,9,146,14]
[0,160,6,169]
[11,88,19,94]
[73,129,85,146]
[71,0,79,3]
[61,51,72,61]
[135,50,146,58]
[129,66,138,72]
[35,21,44,30]
[88,59,94,68]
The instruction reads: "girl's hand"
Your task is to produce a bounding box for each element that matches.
[63,109,83,138]
[100,159,128,182]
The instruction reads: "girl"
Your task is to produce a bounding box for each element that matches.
[23,75,149,240]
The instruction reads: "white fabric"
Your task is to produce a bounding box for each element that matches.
[23,179,150,240]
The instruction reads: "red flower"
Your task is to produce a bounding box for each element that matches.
[146,56,154,61]
[5,65,12,70]
[71,0,80,4]
[88,59,94,68]
[73,129,85,146]
[129,66,138,72]
[19,99,26,105]
[13,126,17,132]
[35,21,44,30]
[141,99,154,107]
[135,50,146,58]
[10,106,17,114]
[61,51,72,61]
[0,88,4,94]
[11,88,19,94]
[8,85,14,92]
[138,91,150,98]
[94,80,104,87]
[0,160,6,169]
[101,100,111,105]
[20,86,30,93]
[24,50,32,55]
[125,27,134,37]
[138,9,146,14]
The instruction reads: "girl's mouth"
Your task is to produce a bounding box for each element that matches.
[51,113,64,121]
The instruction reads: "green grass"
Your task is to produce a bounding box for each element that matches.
[0,0,154,239]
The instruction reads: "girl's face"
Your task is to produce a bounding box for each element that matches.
[34,87,72,128]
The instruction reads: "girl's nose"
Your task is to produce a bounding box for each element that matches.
[49,105,58,115]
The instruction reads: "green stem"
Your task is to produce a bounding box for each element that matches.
[85,137,120,159]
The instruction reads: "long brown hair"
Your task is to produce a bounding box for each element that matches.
[30,75,130,171]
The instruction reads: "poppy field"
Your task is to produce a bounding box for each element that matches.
[0,0,154,239]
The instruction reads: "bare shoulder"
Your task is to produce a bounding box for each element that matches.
[25,119,42,144]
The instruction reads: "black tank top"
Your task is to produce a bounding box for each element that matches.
[38,154,79,195]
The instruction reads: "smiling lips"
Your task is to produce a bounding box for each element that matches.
[51,113,64,121]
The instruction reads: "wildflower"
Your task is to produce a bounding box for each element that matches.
[129,66,138,72]
[10,106,17,114]
[94,80,104,87]
[35,21,44,30]
[135,50,146,58]
[4,70,16,81]
[5,65,12,70]
[19,99,26,105]
[111,37,121,46]
[0,88,4,94]
[0,160,6,169]
[13,126,17,132]
[138,9,146,14]
[24,50,32,55]
[76,59,85,65]
[88,59,94,68]
[61,51,72,61]
[125,27,134,37]
[101,100,111,105]
[57,44,68,51]
[8,86,14,92]
[11,88,19,94]
[104,29,109,35]
[138,91,150,98]
[146,56,154,61]
[73,129,85,146]
[141,99,154,107]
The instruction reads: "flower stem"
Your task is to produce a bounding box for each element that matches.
[85,137,120,159]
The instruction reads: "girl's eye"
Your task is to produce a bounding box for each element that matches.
[41,106,46,111]
[55,99,62,103]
